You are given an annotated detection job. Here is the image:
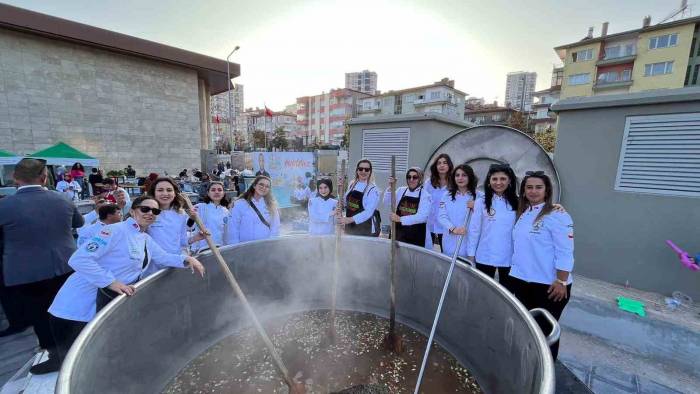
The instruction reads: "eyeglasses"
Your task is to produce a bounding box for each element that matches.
[406,175,420,180]
[136,206,162,215]
[489,163,511,171]
[357,167,371,172]
[525,171,545,176]
[256,183,271,189]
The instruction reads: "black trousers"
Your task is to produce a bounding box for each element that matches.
[505,276,571,360]
[431,232,443,252]
[6,273,70,354]
[96,287,121,312]
[475,263,511,288]
[49,315,86,364]
[0,267,29,330]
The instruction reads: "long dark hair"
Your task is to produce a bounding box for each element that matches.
[448,164,477,201]
[516,172,554,222]
[71,162,84,171]
[148,177,186,211]
[484,163,518,213]
[429,153,454,188]
[238,175,278,216]
[202,181,231,207]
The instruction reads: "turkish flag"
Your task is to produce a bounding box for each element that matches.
[214,114,220,124]
[265,106,273,117]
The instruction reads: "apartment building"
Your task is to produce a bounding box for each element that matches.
[530,67,563,133]
[296,88,372,146]
[345,70,378,95]
[556,16,700,99]
[505,71,537,111]
[356,78,466,121]
[464,103,520,126]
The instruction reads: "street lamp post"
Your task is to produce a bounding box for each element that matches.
[226,46,240,152]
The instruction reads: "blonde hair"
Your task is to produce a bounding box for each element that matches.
[238,175,278,217]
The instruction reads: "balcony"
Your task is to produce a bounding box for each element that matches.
[413,95,458,106]
[358,103,381,113]
[596,54,636,67]
[593,79,633,90]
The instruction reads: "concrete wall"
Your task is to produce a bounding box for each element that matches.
[553,91,700,299]
[0,28,203,175]
[348,115,468,222]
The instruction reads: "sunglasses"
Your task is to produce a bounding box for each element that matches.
[136,206,162,215]
[357,167,371,172]
[525,171,545,176]
[406,175,420,180]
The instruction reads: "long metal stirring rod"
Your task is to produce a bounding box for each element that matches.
[413,207,473,394]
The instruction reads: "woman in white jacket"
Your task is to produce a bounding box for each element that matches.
[438,164,478,258]
[226,176,280,244]
[191,182,230,252]
[338,159,380,237]
[308,179,337,235]
[424,154,453,251]
[384,167,432,248]
[48,196,205,371]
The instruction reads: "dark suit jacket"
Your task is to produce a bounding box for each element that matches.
[0,186,84,286]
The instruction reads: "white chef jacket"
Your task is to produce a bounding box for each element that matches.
[438,191,477,258]
[343,181,380,233]
[509,203,575,285]
[308,196,337,235]
[191,202,229,251]
[466,195,517,267]
[56,180,82,201]
[226,197,280,245]
[48,218,187,322]
[424,182,448,235]
[82,210,99,228]
[144,209,191,276]
[383,186,432,248]
[77,221,106,247]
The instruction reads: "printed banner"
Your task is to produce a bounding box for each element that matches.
[250,152,315,208]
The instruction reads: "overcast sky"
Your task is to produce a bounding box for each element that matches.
[5,0,690,109]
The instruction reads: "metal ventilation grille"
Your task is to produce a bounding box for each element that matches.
[361,128,410,172]
[615,113,700,197]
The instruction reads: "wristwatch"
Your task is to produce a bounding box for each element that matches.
[555,279,567,286]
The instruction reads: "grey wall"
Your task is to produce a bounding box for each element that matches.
[348,117,467,222]
[0,28,204,175]
[554,98,700,299]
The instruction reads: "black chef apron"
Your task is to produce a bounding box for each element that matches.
[345,183,375,236]
[395,187,426,246]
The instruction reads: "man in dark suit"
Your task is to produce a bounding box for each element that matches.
[0,158,84,374]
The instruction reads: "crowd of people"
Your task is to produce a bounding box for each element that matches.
[0,153,576,377]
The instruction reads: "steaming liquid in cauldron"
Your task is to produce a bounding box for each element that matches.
[162,310,481,393]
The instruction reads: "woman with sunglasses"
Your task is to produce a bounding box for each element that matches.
[48,195,205,371]
[338,159,381,237]
[384,167,432,248]
[438,164,478,258]
[425,154,454,251]
[226,175,280,244]
[466,163,519,284]
[308,179,337,235]
[191,182,231,252]
[507,172,574,360]
[144,178,205,276]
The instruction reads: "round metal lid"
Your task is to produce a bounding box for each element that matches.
[423,125,561,201]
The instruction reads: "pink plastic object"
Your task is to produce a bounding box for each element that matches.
[666,240,700,271]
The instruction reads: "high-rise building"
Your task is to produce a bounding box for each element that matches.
[505,71,537,111]
[210,84,245,146]
[345,70,378,95]
[356,78,466,121]
[296,88,373,146]
[555,15,700,99]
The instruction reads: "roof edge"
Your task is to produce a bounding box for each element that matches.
[551,87,700,112]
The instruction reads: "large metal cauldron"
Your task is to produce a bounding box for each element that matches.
[57,236,556,393]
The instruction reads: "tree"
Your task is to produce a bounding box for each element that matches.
[271,127,289,151]
[341,119,350,149]
[534,128,557,153]
[507,110,533,133]
[253,130,266,150]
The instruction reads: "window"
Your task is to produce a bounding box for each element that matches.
[649,33,678,49]
[644,61,674,76]
[615,113,700,197]
[430,91,441,100]
[693,65,700,85]
[572,49,593,62]
[597,69,632,83]
[568,73,591,85]
[604,43,636,59]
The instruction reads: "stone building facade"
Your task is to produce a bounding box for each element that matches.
[0,4,236,175]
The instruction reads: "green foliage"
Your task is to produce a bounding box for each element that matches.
[253,130,266,150]
[271,127,289,151]
[534,128,557,152]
